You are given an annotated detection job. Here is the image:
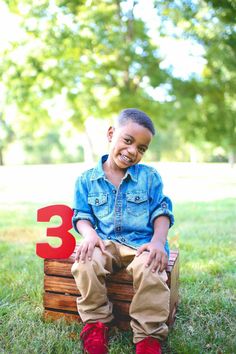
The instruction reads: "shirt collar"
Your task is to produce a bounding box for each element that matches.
[90,155,107,181]
[90,154,138,182]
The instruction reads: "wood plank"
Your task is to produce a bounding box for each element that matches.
[44,292,78,313]
[44,292,131,317]
[44,275,78,295]
[44,294,176,328]
[45,249,178,264]
[44,260,73,277]
[44,310,131,331]
[106,270,133,283]
[166,303,177,327]
[44,289,176,324]
[44,251,178,281]
[169,254,179,316]
[44,261,175,282]
[44,275,134,301]
[44,309,81,323]
[107,283,133,301]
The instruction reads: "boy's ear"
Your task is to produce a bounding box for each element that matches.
[107,126,115,142]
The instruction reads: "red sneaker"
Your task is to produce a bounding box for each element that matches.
[136,337,162,354]
[80,322,109,354]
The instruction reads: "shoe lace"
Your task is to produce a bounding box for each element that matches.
[80,322,108,353]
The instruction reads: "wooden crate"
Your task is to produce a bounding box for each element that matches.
[44,249,179,329]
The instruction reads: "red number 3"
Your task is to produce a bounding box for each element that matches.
[36,204,76,259]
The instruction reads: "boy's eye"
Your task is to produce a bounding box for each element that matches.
[138,147,146,154]
[124,138,132,144]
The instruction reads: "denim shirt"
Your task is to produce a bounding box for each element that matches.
[72,155,174,257]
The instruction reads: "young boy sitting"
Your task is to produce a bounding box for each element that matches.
[71,108,174,354]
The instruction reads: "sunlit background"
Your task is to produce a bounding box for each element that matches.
[0,0,235,204]
[1,0,235,164]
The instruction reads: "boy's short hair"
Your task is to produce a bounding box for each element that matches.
[117,108,156,135]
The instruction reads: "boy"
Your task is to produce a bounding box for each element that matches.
[71,108,174,354]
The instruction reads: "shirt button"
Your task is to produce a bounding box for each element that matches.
[112,190,116,194]
[95,198,99,204]
[121,237,125,242]
[116,226,121,232]
[135,196,140,201]
[107,236,111,239]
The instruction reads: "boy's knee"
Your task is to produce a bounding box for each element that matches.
[71,247,106,277]
[127,252,168,284]
[71,260,95,283]
[127,252,148,274]
[71,260,82,276]
[71,256,95,275]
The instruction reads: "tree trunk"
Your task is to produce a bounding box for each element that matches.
[228,150,235,167]
[189,145,198,163]
[79,132,94,164]
[85,129,97,162]
[0,148,4,165]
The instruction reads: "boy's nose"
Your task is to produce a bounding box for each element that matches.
[127,145,137,156]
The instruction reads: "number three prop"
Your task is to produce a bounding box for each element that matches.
[36,204,76,259]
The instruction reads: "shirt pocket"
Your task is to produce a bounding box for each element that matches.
[126,191,148,216]
[88,193,109,218]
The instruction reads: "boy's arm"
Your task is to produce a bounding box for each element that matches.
[73,174,105,261]
[75,220,105,262]
[136,216,170,273]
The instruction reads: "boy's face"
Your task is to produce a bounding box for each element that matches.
[107,121,153,169]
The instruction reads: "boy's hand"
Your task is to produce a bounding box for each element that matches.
[75,233,105,262]
[136,240,168,273]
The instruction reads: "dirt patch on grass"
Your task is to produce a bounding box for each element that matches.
[0,227,42,244]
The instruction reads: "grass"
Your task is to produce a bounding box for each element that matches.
[0,198,235,353]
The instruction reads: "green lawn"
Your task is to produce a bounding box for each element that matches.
[0,198,235,353]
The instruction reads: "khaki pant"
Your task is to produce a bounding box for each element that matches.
[71,240,170,343]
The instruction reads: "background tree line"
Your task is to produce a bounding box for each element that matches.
[0,0,235,165]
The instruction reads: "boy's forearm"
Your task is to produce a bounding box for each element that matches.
[152,216,170,246]
[76,219,98,239]
[74,219,105,261]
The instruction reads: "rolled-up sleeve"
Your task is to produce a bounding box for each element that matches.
[72,175,96,232]
[149,170,174,228]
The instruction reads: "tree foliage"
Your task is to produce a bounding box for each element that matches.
[155,0,236,162]
[3,1,170,125]
[1,0,236,164]
[1,0,176,163]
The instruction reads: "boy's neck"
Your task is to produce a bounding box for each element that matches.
[103,158,126,188]
[103,156,126,174]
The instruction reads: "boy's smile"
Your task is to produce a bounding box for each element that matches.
[105,121,153,172]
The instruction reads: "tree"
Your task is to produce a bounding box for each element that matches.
[0,113,15,165]
[2,0,173,162]
[155,0,236,163]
